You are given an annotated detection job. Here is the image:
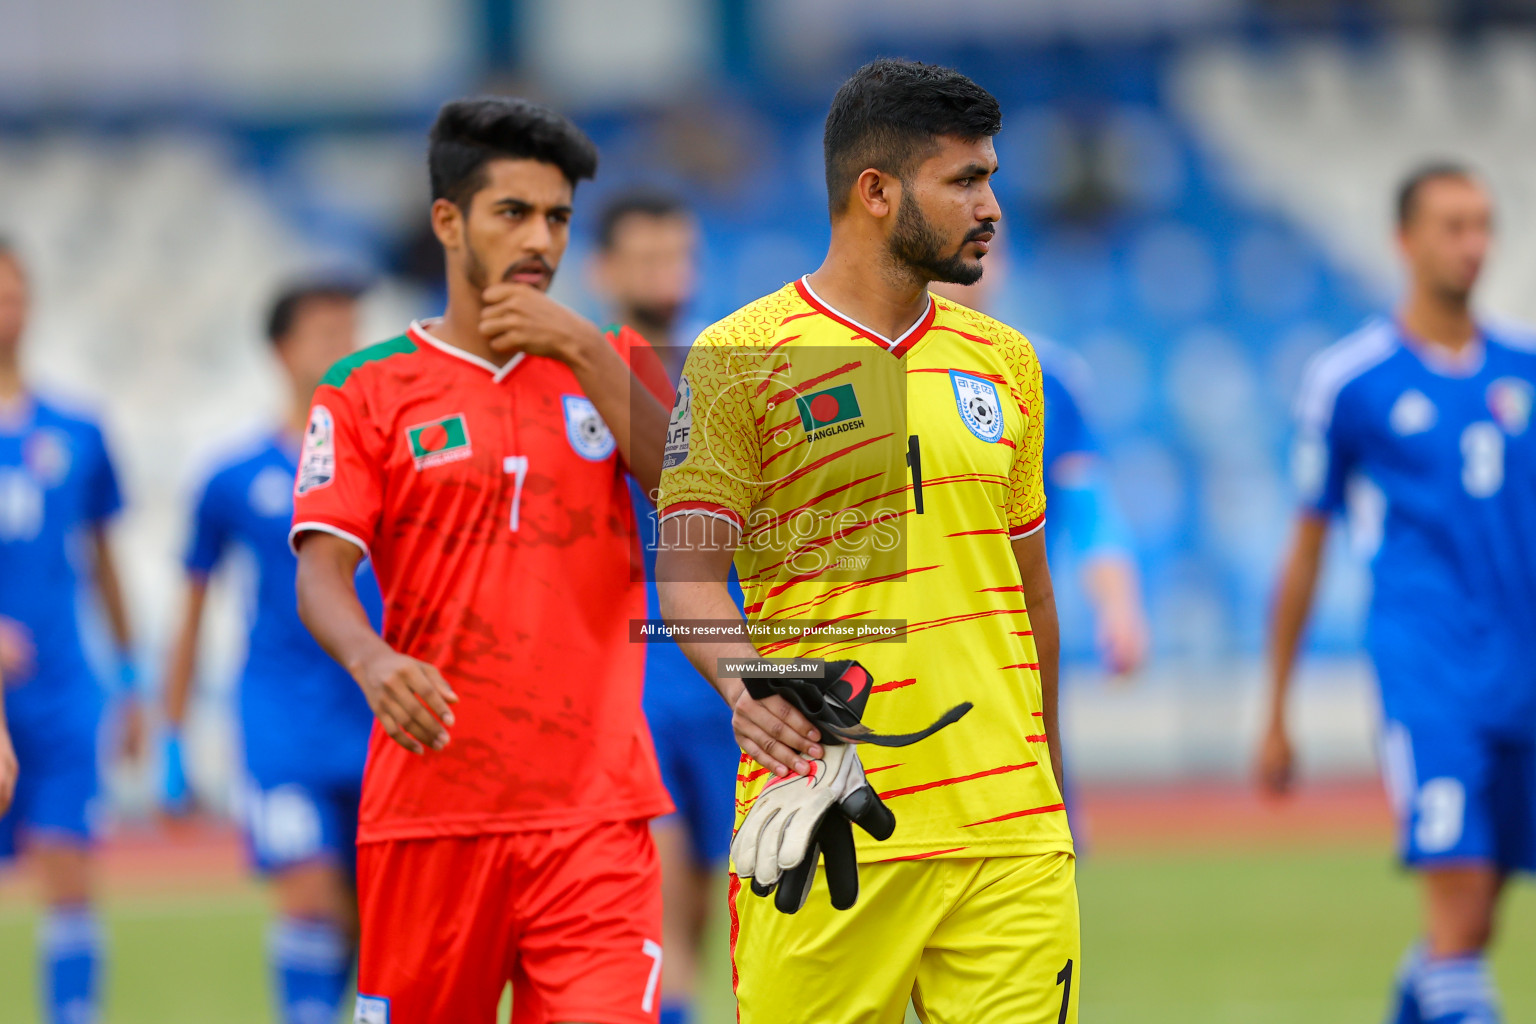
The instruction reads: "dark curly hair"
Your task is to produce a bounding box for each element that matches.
[429,97,599,209]
[823,58,1001,216]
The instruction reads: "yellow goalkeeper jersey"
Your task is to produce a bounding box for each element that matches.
[658,277,1073,863]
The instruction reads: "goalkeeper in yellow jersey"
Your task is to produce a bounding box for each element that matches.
[655,58,1078,1024]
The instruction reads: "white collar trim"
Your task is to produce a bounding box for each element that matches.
[798,276,932,352]
[410,319,526,382]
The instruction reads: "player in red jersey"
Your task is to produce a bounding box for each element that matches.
[290,98,674,1024]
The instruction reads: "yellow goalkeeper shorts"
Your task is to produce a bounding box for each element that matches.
[730,850,1080,1024]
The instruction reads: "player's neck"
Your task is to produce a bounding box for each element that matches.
[1397,290,1478,355]
[0,358,23,407]
[806,242,931,344]
[435,277,514,367]
[620,311,680,375]
[282,398,309,444]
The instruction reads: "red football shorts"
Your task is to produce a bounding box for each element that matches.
[354,819,664,1024]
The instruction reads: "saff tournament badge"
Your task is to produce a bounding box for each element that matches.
[562,394,617,461]
[663,377,693,469]
[296,405,336,495]
[951,370,1004,443]
[407,413,473,470]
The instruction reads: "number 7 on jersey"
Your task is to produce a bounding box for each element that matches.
[503,456,529,531]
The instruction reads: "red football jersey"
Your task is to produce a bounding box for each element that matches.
[290,319,673,843]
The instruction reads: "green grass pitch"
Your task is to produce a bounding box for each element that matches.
[1,845,1532,1023]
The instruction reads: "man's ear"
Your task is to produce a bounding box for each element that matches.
[854,168,900,220]
[431,197,464,251]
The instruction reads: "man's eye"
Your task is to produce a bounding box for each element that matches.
[957,177,974,187]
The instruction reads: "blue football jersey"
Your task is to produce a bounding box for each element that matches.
[187,434,381,786]
[0,397,121,704]
[1294,318,1536,732]
[1035,337,1130,560]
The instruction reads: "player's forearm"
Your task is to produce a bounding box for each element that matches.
[657,576,759,703]
[656,520,756,705]
[1266,515,1330,725]
[1034,591,1065,795]
[296,544,392,679]
[569,334,668,498]
[91,527,134,654]
[1013,532,1065,792]
[162,579,208,728]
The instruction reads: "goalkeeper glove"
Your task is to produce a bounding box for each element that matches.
[730,660,971,914]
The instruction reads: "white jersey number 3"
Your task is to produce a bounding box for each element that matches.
[1460,422,1504,498]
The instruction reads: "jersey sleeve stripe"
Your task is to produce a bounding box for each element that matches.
[288,521,370,557]
[1009,513,1046,539]
[1293,320,1397,430]
[657,502,745,529]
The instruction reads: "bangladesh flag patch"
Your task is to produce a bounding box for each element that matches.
[795,384,865,440]
[407,414,472,470]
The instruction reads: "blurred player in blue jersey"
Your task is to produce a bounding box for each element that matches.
[1261,164,1536,1024]
[0,239,144,1024]
[159,281,382,1024]
[931,272,1148,679]
[591,191,739,1024]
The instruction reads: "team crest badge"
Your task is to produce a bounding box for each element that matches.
[406,414,472,470]
[663,378,693,469]
[1487,377,1533,435]
[22,428,71,486]
[562,394,616,461]
[950,371,1004,443]
[354,995,390,1023]
[296,406,336,495]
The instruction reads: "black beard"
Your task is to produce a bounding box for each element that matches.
[464,240,490,291]
[888,198,986,286]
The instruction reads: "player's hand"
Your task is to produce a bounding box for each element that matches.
[0,616,36,683]
[728,681,822,778]
[117,697,146,764]
[352,647,459,755]
[1096,599,1149,678]
[0,724,16,815]
[480,281,602,366]
[1256,720,1294,797]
